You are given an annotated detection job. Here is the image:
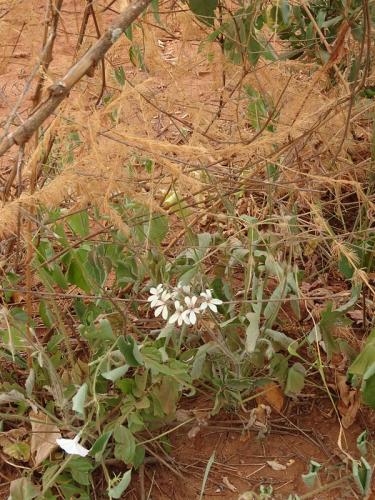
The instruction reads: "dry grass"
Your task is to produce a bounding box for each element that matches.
[0,0,373,299]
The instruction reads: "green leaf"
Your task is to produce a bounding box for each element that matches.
[124,25,132,41]
[114,426,136,464]
[116,378,134,394]
[279,0,290,24]
[357,430,368,456]
[348,330,375,377]
[264,277,287,327]
[151,0,161,23]
[114,425,133,444]
[337,284,361,313]
[39,300,54,328]
[178,265,198,285]
[132,445,145,468]
[352,457,372,495]
[51,264,69,289]
[265,329,293,350]
[247,34,261,66]
[114,66,126,86]
[67,457,94,486]
[108,469,132,499]
[9,478,40,500]
[188,0,218,26]
[270,353,288,384]
[362,373,375,409]
[72,383,88,417]
[118,336,144,366]
[302,471,318,489]
[129,45,146,70]
[191,342,217,380]
[199,451,215,500]
[102,365,129,382]
[66,252,92,293]
[145,214,169,245]
[90,431,113,462]
[285,363,305,396]
[245,312,260,353]
[67,211,89,237]
[153,376,178,416]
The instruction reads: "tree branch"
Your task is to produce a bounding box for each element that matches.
[0,0,153,157]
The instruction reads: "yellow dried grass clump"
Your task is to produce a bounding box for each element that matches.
[0,2,370,270]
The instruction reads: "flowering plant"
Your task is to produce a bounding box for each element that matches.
[148,283,223,326]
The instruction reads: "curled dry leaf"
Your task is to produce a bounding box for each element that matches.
[246,404,271,431]
[187,425,201,439]
[30,411,61,466]
[175,409,192,422]
[336,374,360,429]
[222,476,237,492]
[267,460,287,471]
[0,428,30,461]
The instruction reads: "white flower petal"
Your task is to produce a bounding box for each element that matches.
[169,313,178,324]
[212,298,223,305]
[189,311,197,325]
[155,305,163,317]
[56,436,89,457]
[208,303,218,313]
[162,306,169,320]
[181,311,191,325]
[200,302,208,311]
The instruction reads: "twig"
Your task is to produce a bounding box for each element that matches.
[144,444,185,480]
[0,0,153,157]
[301,0,349,92]
[139,464,146,500]
[32,0,64,110]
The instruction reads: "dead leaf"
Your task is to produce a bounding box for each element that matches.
[0,389,26,405]
[267,460,287,471]
[30,411,61,466]
[347,310,363,323]
[175,409,192,422]
[0,428,30,461]
[336,374,360,428]
[238,493,254,500]
[193,410,210,425]
[256,383,284,412]
[247,404,271,430]
[222,476,237,492]
[187,426,201,439]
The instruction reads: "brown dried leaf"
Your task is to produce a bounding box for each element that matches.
[187,426,201,439]
[30,411,61,466]
[256,383,284,412]
[175,409,192,422]
[267,460,287,471]
[336,374,360,428]
[347,310,363,323]
[0,428,30,462]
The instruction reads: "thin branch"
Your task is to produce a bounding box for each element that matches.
[0,0,153,157]
[32,0,64,110]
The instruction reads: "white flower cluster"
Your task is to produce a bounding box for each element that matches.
[147,283,223,326]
